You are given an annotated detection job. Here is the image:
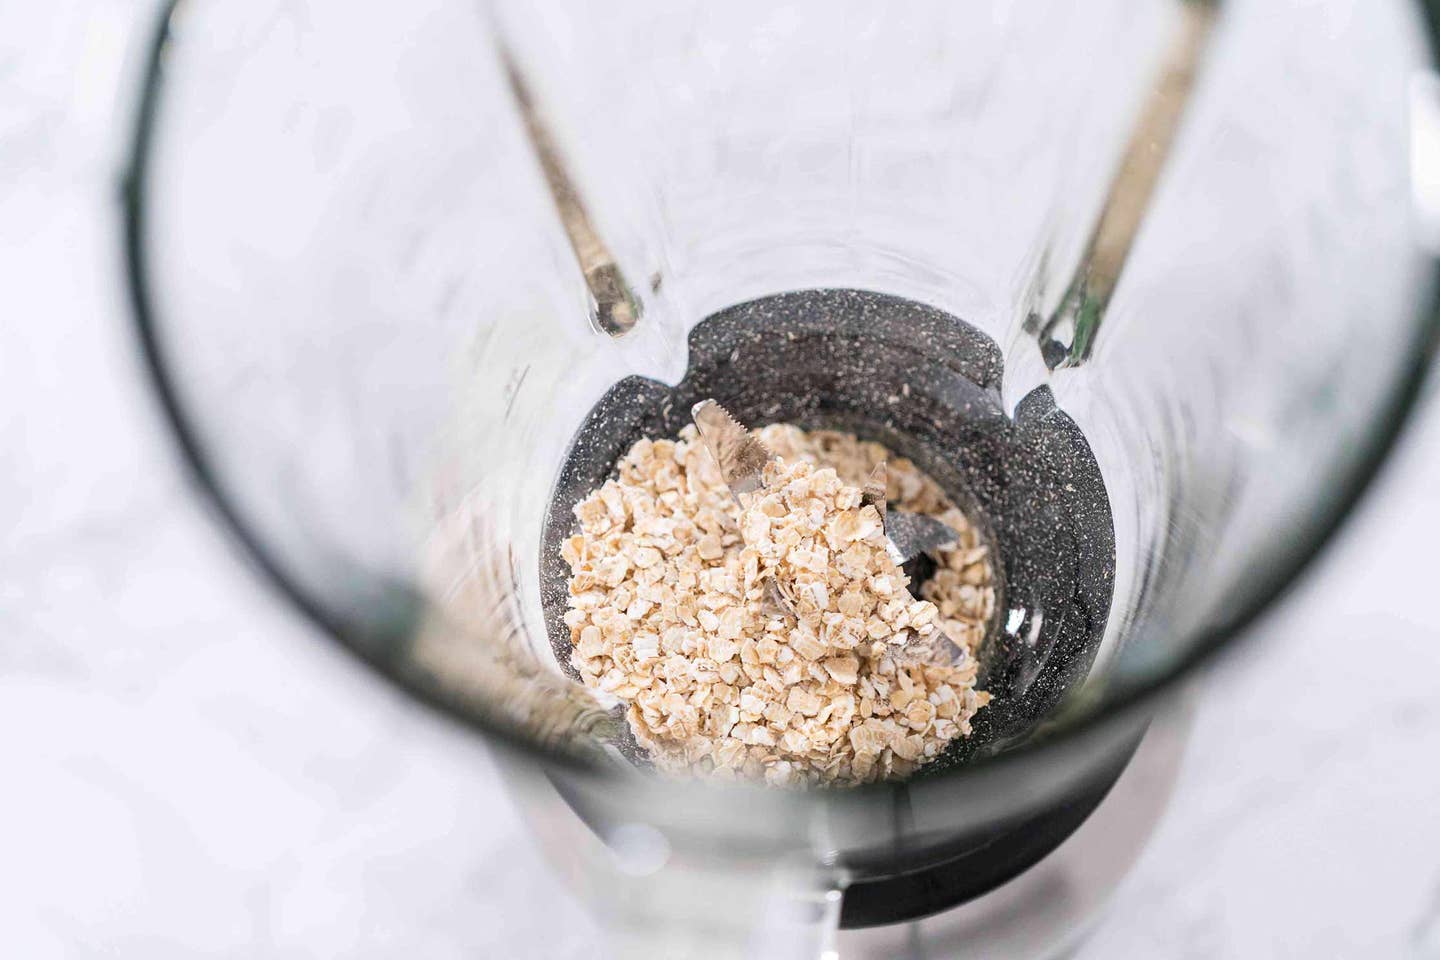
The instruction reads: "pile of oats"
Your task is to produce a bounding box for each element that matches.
[561,424,995,786]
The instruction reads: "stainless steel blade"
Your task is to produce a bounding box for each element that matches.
[885,511,960,563]
[691,399,776,500]
[861,461,888,520]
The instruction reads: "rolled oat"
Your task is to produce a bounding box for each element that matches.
[562,424,995,785]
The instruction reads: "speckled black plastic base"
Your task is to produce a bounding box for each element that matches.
[540,289,1114,768]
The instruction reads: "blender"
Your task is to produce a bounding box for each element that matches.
[122,0,1440,955]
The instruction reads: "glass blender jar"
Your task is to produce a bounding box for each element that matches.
[123,0,1440,955]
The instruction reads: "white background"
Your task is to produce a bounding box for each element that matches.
[3,2,1440,957]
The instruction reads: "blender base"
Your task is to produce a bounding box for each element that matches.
[837,724,1141,929]
[834,697,1190,959]
[498,696,1189,960]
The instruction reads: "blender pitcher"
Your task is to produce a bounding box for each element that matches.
[123,0,1440,956]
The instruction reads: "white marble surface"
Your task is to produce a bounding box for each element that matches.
[5,2,1440,957]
